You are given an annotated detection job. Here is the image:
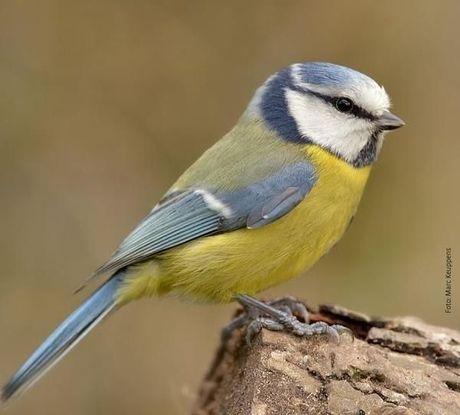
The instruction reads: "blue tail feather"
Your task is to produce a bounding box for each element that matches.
[1,272,124,402]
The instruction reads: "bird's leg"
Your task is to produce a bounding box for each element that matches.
[221,302,285,344]
[223,294,352,344]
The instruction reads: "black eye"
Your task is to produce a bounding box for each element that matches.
[335,97,354,113]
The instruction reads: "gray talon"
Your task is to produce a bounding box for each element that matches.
[268,297,310,323]
[331,324,355,342]
[221,314,248,341]
[224,295,350,345]
[246,320,263,344]
[246,318,284,344]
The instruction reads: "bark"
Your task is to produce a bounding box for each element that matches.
[192,302,460,415]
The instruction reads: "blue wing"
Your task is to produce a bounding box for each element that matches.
[94,160,316,276]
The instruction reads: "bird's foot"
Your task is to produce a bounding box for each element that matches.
[222,294,352,345]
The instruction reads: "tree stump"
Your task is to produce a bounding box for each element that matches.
[192,302,460,415]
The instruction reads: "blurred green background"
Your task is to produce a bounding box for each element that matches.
[1,1,459,414]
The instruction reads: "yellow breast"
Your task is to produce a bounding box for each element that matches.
[116,145,371,305]
[149,145,370,302]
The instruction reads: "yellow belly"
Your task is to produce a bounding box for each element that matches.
[116,145,371,305]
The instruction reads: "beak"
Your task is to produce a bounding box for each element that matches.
[376,110,405,131]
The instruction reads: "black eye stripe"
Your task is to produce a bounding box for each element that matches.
[290,86,376,121]
[309,91,376,121]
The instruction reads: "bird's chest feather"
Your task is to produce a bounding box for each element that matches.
[157,145,371,303]
[284,145,371,267]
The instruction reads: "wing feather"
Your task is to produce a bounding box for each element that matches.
[89,160,317,281]
[94,191,222,276]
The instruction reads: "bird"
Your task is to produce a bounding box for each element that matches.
[1,62,404,403]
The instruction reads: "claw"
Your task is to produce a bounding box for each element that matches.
[246,318,284,344]
[268,297,310,323]
[331,324,354,343]
[223,295,354,346]
[246,319,262,344]
[221,314,248,342]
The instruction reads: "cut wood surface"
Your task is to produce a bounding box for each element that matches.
[192,302,460,415]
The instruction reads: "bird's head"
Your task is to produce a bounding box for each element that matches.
[246,62,404,167]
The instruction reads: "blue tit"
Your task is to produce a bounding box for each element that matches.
[1,62,404,402]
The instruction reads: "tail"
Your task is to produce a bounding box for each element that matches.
[1,272,125,403]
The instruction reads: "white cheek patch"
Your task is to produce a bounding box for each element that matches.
[285,88,373,163]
